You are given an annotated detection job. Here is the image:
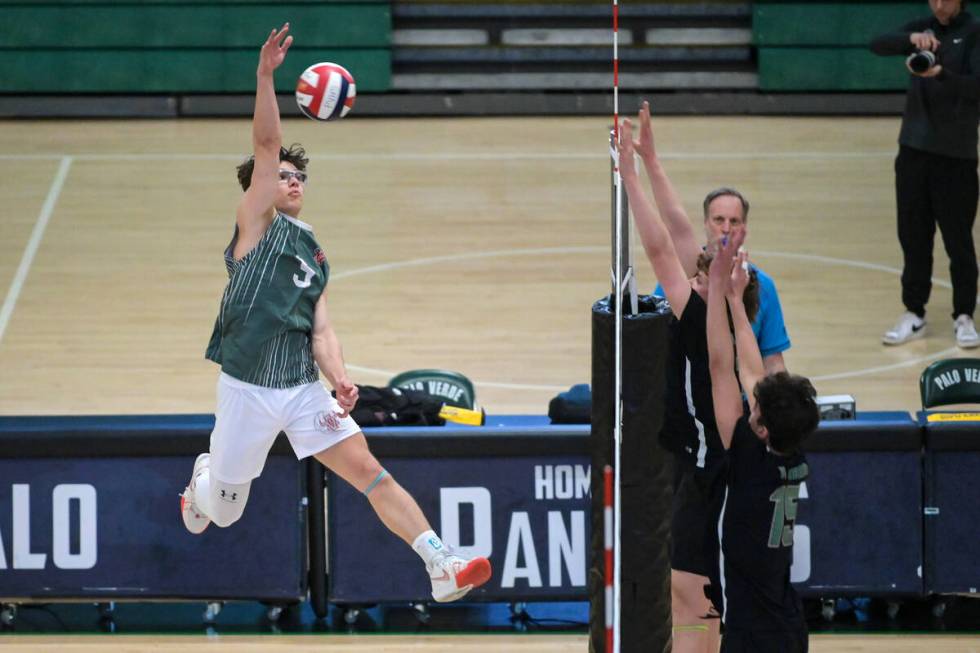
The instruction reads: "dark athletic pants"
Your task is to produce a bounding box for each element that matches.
[895,145,979,319]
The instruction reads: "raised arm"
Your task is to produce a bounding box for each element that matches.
[632,101,701,276]
[236,25,293,243]
[706,231,745,448]
[618,118,693,318]
[727,245,766,407]
[311,290,360,416]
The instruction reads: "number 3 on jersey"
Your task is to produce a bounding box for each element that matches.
[293,255,316,288]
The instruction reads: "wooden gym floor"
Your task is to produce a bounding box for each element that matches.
[1,633,979,651]
[2,116,979,651]
[2,115,977,417]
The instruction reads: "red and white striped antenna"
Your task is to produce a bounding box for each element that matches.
[609,0,625,650]
[603,464,615,653]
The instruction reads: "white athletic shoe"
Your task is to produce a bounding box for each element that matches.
[882,311,926,345]
[180,453,211,535]
[427,552,492,603]
[954,315,980,348]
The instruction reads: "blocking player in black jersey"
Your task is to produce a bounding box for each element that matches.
[705,230,819,652]
[619,118,760,653]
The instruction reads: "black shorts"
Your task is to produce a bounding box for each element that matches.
[721,624,808,653]
[670,460,725,577]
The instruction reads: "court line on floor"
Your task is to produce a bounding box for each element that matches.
[345,362,568,392]
[808,347,960,382]
[341,246,964,390]
[752,250,954,289]
[342,246,605,391]
[331,246,601,281]
[0,156,73,346]
[0,151,897,162]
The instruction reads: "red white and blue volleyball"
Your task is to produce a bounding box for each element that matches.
[295,62,356,122]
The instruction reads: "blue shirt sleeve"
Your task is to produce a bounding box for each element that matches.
[655,267,791,358]
[751,267,791,358]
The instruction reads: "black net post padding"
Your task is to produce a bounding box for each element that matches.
[589,294,673,653]
[306,458,328,619]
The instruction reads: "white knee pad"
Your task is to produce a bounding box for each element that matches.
[196,472,251,528]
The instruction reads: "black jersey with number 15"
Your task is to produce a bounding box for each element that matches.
[716,415,808,631]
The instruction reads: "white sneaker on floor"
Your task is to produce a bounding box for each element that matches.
[954,314,980,348]
[428,552,492,603]
[882,312,926,345]
[180,453,211,535]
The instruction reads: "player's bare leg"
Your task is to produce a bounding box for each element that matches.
[314,432,491,601]
[672,570,720,653]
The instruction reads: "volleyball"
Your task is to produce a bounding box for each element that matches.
[295,62,356,122]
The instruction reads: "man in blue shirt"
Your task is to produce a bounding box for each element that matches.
[632,101,791,653]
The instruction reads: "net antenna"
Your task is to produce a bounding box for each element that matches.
[608,0,637,649]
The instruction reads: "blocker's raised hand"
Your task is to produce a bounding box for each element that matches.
[617,118,638,180]
[632,101,658,162]
[709,228,745,291]
[729,246,751,301]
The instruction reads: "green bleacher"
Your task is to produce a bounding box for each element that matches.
[754,1,928,91]
[0,0,392,93]
[0,1,945,101]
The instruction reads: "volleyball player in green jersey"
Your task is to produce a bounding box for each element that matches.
[179,24,491,603]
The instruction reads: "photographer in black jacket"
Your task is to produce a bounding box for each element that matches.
[872,0,980,348]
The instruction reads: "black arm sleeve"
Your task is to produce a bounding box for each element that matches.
[870,19,929,55]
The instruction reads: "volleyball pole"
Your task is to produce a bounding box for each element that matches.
[609,0,638,649]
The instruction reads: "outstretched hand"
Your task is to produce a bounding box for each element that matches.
[258,23,293,75]
[633,101,657,161]
[617,118,638,180]
[729,247,750,300]
[708,228,746,290]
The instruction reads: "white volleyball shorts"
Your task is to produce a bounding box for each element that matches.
[210,372,361,484]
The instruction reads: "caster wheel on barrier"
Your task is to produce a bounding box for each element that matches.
[820,598,836,622]
[343,607,360,625]
[887,601,901,620]
[411,602,431,625]
[509,601,530,631]
[266,605,284,622]
[203,601,223,624]
[932,599,947,619]
[509,602,528,620]
[1,604,17,628]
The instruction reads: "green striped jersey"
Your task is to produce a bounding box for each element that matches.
[205,212,330,388]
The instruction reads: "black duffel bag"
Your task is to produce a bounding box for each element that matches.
[337,384,446,427]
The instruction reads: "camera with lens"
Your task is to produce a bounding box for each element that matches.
[906,49,939,73]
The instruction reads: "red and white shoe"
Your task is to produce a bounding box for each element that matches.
[180,453,211,535]
[428,553,492,603]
